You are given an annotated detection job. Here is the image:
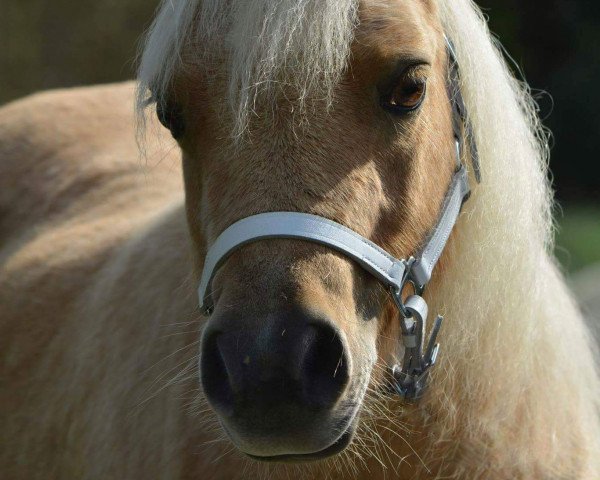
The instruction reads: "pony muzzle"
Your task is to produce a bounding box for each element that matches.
[200,305,358,459]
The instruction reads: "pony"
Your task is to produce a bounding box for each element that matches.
[1,0,599,478]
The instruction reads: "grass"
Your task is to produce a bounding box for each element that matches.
[555,205,600,273]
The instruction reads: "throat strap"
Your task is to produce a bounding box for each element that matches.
[198,164,469,314]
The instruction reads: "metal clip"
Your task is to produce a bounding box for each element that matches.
[387,293,443,401]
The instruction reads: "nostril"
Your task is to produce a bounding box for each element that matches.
[200,314,351,419]
[302,322,350,409]
[200,332,234,416]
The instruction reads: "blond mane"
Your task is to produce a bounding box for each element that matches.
[136,0,600,475]
[432,2,600,475]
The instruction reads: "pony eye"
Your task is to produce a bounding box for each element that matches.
[381,77,427,114]
[156,101,185,139]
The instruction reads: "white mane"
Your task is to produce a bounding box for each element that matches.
[137,0,600,474]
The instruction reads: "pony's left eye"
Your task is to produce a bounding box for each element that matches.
[380,77,427,114]
[156,101,185,139]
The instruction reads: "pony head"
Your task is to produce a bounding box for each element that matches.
[136,0,553,466]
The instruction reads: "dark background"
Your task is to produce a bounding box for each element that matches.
[479,0,600,202]
[1,0,599,270]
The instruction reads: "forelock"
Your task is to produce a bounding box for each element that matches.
[137,0,359,137]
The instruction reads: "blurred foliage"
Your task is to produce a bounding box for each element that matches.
[556,207,600,272]
[1,0,598,271]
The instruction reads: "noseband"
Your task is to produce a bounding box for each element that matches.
[198,38,479,401]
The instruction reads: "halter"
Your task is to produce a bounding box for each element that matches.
[197,38,479,401]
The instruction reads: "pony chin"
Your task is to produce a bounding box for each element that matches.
[229,411,360,462]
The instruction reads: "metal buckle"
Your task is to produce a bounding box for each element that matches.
[387,260,444,401]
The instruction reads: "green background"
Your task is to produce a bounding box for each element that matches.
[1,0,598,273]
